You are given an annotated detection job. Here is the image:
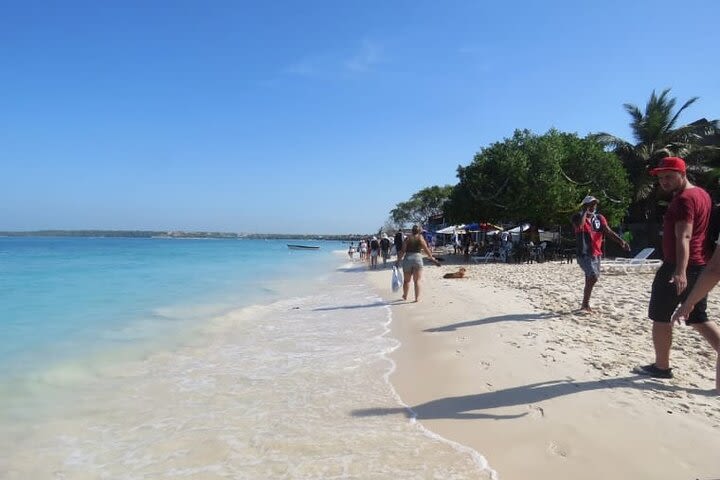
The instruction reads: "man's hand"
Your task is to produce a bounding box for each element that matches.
[620,239,631,251]
[671,302,694,325]
[669,272,688,295]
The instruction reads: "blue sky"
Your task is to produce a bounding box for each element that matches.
[2,0,718,234]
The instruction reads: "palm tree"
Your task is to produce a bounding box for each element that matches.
[591,88,719,221]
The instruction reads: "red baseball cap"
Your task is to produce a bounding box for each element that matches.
[649,157,686,176]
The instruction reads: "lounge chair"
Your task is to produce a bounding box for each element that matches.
[471,251,496,263]
[601,248,662,274]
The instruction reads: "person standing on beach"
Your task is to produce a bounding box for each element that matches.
[462,234,471,263]
[393,231,404,258]
[369,236,380,269]
[636,157,719,383]
[359,239,367,261]
[396,224,441,302]
[571,195,630,313]
[380,233,391,267]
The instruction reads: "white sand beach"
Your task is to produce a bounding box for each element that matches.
[367,259,720,479]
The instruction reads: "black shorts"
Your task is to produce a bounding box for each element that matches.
[648,263,708,324]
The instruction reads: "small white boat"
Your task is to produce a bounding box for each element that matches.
[287,244,320,250]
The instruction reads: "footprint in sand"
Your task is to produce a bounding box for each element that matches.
[541,352,557,363]
[547,441,569,458]
[528,404,545,419]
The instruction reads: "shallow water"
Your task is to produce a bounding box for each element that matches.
[0,238,493,479]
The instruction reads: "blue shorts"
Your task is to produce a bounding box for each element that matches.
[578,255,601,278]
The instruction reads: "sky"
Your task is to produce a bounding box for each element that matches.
[2,0,719,234]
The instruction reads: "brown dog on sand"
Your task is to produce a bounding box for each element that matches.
[443,267,467,279]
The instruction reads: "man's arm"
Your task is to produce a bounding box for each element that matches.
[419,237,440,265]
[602,223,630,251]
[570,211,584,228]
[673,245,720,323]
[673,220,693,294]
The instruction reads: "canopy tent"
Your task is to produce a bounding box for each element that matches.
[507,223,530,233]
[435,224,465,234]
[441,222,502,233]
[478,222,502,232]
[487,223,529,237]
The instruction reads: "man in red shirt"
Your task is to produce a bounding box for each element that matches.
[571,195,630,313]
[637,157,720,383]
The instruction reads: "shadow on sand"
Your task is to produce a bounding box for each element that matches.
[313,301,390,312]
[424,312,555,332]
[352,376,714,421]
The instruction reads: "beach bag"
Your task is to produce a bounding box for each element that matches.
[391,266,402,292]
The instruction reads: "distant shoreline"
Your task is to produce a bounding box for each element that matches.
[0,230,366,241]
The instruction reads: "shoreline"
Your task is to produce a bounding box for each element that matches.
[366,257,720,479]
[1,253,502,479]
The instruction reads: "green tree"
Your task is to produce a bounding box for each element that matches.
[390,185,454,227]
[444,129,630,227]
[591,88,719,220]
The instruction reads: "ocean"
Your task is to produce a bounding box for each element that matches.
[0,237,493,479]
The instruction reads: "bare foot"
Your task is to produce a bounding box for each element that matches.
[578,306,594,314]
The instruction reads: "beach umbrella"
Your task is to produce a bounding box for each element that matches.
[436,225,459,234]
[479,222,502,232]
[507,223,530,233]
[436,224,466,234]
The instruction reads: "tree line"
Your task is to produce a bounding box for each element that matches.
[388,89,720,232]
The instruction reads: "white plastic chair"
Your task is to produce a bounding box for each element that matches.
[471,251,495,263]
[601,248,662,274]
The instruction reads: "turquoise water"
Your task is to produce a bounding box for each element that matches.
[0,237,340,380]
[0,237,494,479]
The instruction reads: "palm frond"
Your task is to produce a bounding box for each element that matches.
[668,97,699,130]
[590,132,632,150]
[635,177,656,202]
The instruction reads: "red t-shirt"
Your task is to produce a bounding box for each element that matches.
[662,186,711,265]
[575,213,608,257]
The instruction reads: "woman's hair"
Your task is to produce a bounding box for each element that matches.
[411,225,420,234]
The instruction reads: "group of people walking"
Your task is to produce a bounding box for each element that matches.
[573,157,720,392]
[347,232,401,268]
